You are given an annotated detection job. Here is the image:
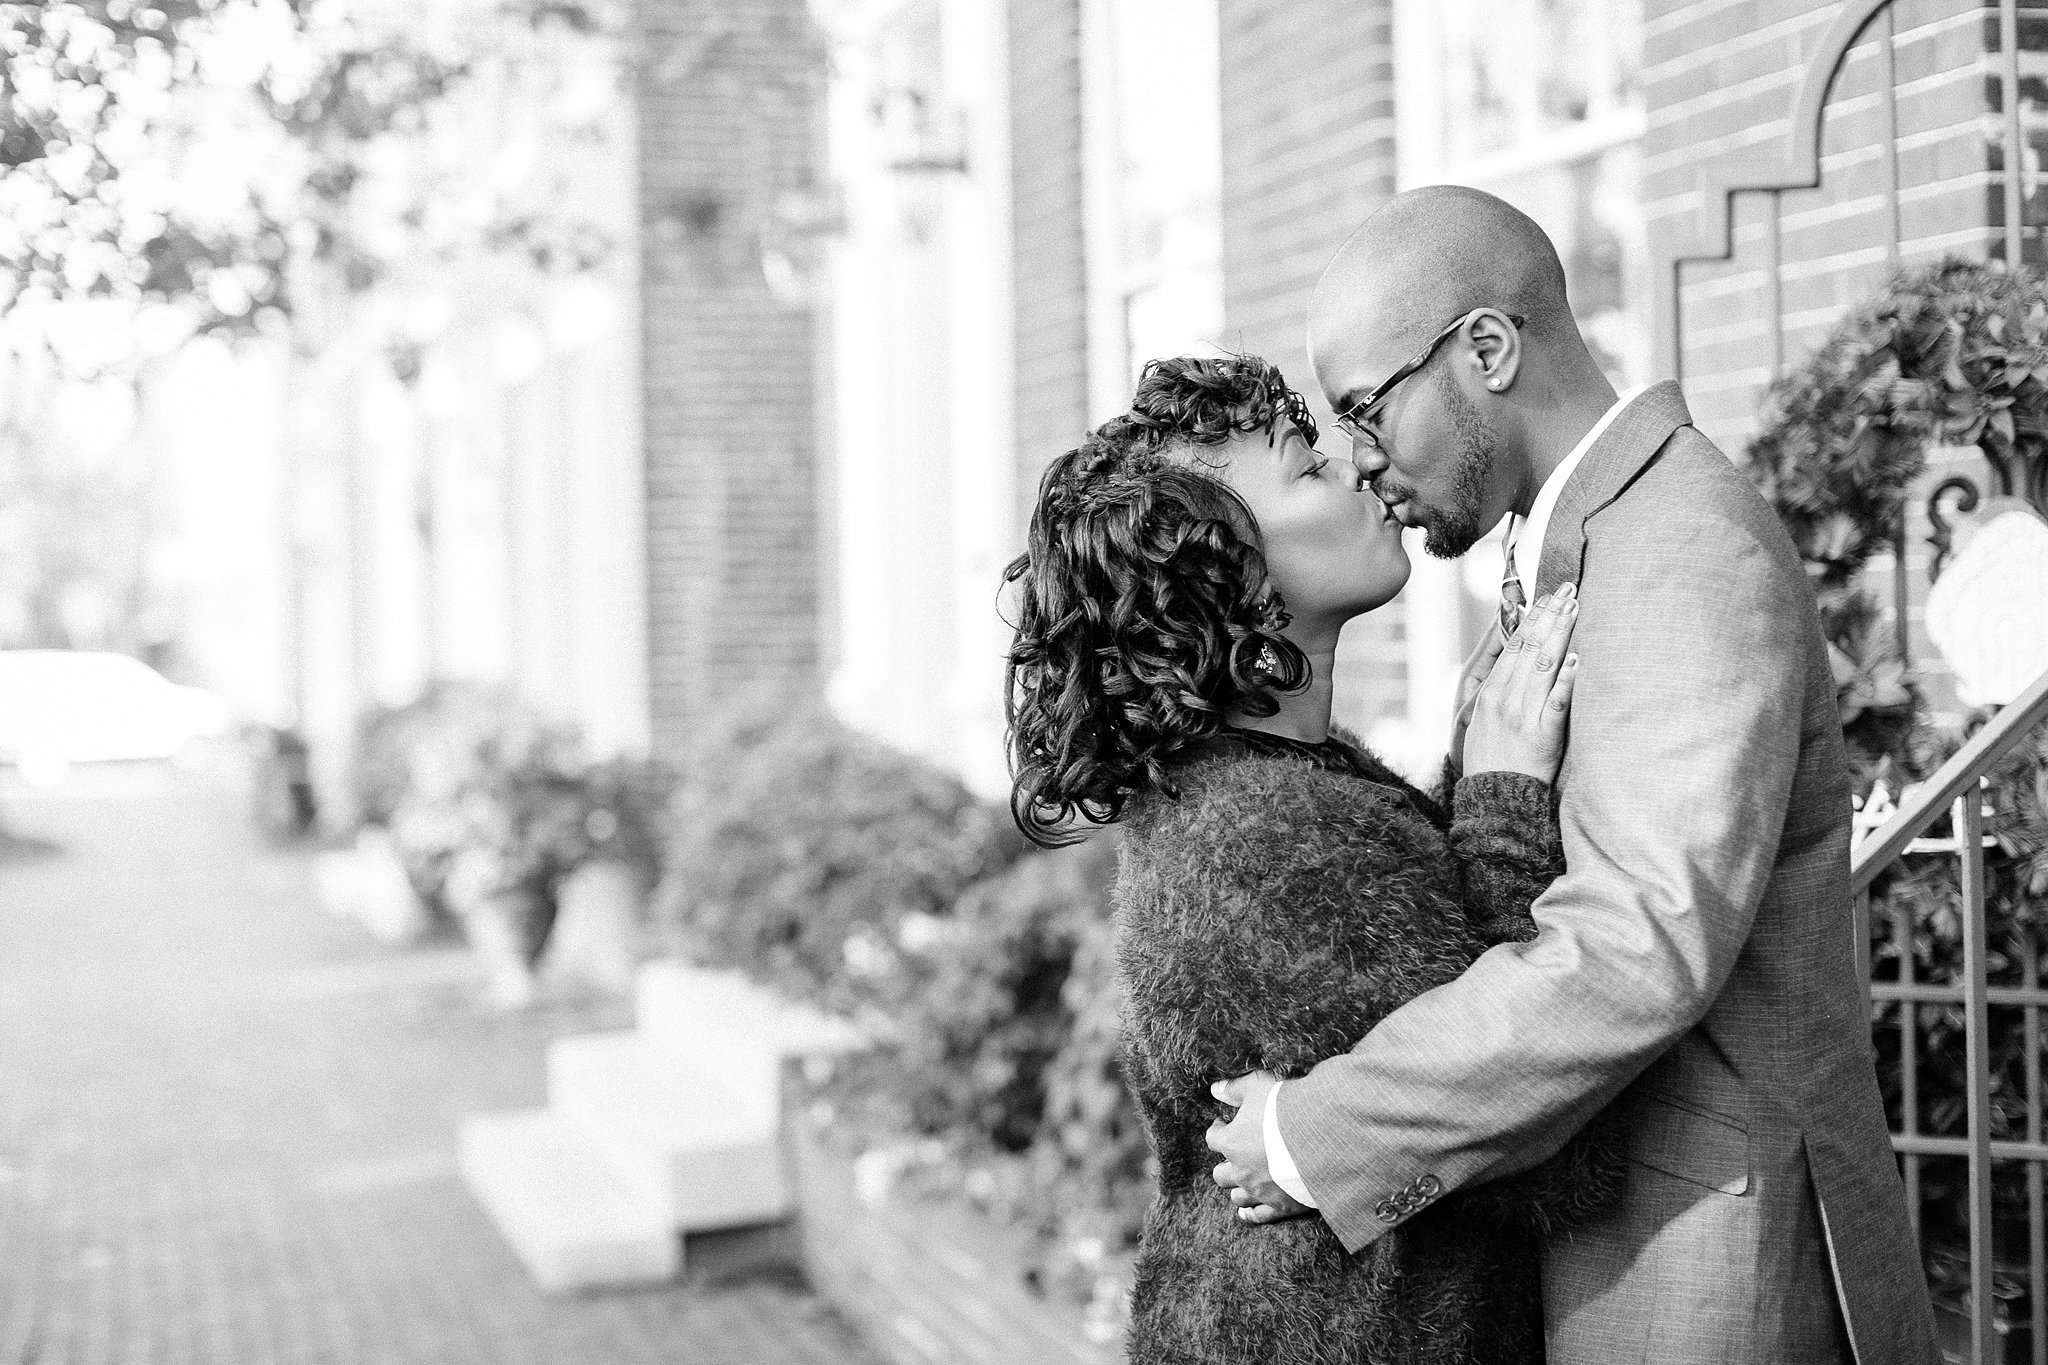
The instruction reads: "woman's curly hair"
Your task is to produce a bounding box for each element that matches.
[1004,354,1320,846]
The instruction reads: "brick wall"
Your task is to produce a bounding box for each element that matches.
[1647,0,2048,708]
[1645,0,2015,453]
[635,0,826,758]
[1008,0,1090,534]
[1216,0,1404,732]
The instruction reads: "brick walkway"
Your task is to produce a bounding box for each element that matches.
[0,763,880,1365]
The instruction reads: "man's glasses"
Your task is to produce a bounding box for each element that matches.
[1333,308,1526,450]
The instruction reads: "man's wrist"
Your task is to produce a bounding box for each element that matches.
[1263,1079,1319,1209]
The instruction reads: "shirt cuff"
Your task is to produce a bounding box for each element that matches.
[1264,1079,1318,1209]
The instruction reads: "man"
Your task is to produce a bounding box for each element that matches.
[1206,186,1936,1363]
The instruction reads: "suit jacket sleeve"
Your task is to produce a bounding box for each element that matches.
[1276,505,1810,1253]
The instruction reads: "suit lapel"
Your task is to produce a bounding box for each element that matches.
[1532,380,1693,600]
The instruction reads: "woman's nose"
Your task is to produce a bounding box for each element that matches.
[1348,441,1386,485]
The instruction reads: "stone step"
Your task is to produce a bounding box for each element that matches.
[633,960,866,1063]
[456,1107,680,1293]
[546,1031,787,1232]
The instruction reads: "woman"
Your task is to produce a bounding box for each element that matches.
[1004,355,1622,1364]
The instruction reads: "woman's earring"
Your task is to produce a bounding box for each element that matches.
[1256,643,1280,677]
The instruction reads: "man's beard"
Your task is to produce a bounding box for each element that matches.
[1418,367,1494,560]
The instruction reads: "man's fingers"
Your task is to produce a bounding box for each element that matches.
[1210,1160,1240,1188]
[1228,1186,1256,1208]
[1210,1076,1245,1109]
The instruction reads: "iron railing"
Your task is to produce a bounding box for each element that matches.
[1854,667,2048,1362]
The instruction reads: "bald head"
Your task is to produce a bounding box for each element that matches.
[1305,187,1622,558]
[1308,186,1584,405]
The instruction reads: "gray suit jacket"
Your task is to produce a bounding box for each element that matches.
[1277,383,1937,1364]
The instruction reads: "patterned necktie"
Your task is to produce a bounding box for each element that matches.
[1500,537,1527,637]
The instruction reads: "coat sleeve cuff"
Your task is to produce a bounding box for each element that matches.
[1264,1080,1318,1209]
[1451,772,1563,879]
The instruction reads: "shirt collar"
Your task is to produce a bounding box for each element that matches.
[1505,384,1648,603]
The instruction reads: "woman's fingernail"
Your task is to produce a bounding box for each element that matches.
[1566,653,1579,666]
[1557,582,1577,600]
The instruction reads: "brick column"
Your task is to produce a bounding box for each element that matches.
[1216,0,1402,730]
[1007,0,1089,533]
[635,0,826,758]
[1644,0,2001,452]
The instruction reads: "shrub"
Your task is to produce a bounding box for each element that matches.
[656,702,1026,1017]
[440,711,592,897]
[354,682,622,948]
[819,830,1147,1323]
[660,703,1145,1312]
[1012,889,1152,1329]
[579,755,676,894]
[356,682,531,907]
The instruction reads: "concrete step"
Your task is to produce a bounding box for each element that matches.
[546,1031,787,1232]
[456,1108,680,1293]
[633,960,867,1062]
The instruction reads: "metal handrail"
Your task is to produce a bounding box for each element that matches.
[1848,664,2048,1363]
[1852,666,2048,893]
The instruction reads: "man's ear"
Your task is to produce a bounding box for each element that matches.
[1468,310,1521,393]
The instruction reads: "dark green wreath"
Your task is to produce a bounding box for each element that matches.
[1748,256,2048,590]
[1744,255,2048,1325]
[1746,257,2048,786]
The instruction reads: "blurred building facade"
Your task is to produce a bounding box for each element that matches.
[820,0,1654,786]
[221,0,2048,815]
[282,11,653,818]
[820,0,2048,790]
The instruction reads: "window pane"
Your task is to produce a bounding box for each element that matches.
[1481,143,1650,389]
[1107,0,1224,380]
[1434,0,1644,164]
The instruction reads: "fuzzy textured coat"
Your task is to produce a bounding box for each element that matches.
[1115,732,1623,1365]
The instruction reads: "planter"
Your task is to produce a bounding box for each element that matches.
[312,848,362,921]
[780,1057,1122,1365]
[310,829,432,944]
[448,852,557,1007]
[353,827,433,945]
[544,858,642,995]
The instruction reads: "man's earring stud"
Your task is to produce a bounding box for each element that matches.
[1488,379,1502,389]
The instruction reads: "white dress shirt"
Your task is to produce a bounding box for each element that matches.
[1503,385,1646,607]
[1263,383,1648,1210]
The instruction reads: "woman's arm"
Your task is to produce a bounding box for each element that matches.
[1436,589,1578,945]
[1448,770,1563,947]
